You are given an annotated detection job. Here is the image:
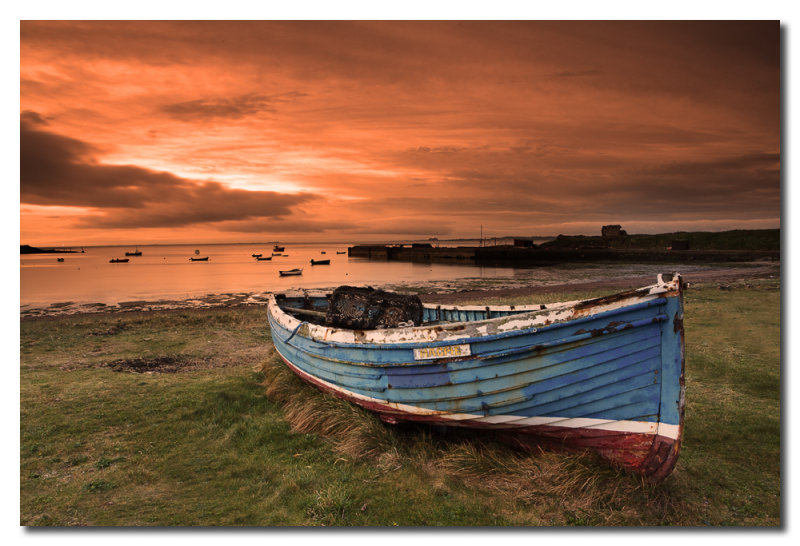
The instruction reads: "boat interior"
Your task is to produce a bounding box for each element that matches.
[275,292,557,329]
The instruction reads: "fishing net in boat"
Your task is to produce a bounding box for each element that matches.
[326,286,423,329]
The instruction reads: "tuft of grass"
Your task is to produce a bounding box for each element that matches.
[83,480,116,493]
[306,485,360,526]
[261,355,403,461]
[95,456,125,469]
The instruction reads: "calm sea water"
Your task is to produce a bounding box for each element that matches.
[20,241,526,307]
[21,239,720,312]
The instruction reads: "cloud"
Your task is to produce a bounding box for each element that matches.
[20,114,315,229]
[347,221,455,237]
[20,110,49,126]
[215,218,357,234]
[161,92,308,121]
[549,70,602,79]
[334,146,780,226]
[601,154,781,217]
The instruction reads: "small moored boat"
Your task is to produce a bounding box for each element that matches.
[189,257,209,261]
[252,253,263,258]
[267,274,685,481]
[125,247,142,257]
[278,268,303,277]
[109,258,129,263]
[256,256,273,261]
[336,251,346,254]
[310,259,330,265]
[274,245,285,252]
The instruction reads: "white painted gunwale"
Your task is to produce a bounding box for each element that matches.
[267,275,680,346]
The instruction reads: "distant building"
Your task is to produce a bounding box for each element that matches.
[514,238,536,248]
[601,225,627,238]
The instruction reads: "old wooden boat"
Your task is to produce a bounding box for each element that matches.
[252,253,263,258]
[279,268,303,277]
[267,273,685,481]
[310,259,331,265]
[109,258,129,263]
[274,245,285,252]
[256,256,273,261]
[189,256,209,261]
[125,247,142,256]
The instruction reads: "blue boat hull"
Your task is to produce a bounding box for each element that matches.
[267,274,685,481]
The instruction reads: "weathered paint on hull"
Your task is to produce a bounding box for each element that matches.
[275,350,681,480]
[268,274,685,481]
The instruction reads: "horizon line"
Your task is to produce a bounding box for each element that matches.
[21,227,781,249]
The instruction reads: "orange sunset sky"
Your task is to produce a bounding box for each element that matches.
[20,20,780,246]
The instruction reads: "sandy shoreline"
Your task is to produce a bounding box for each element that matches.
[20,262,780,320]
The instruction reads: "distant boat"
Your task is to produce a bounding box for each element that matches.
[274,245,285,252]
[321,251,326,254]
[268,273,686,482]
[256,256,273,261]
[109,258,129,263]
[252,253,263,258]
[189,257,209,261]
[125,247,142,256]
[272,252,282,256]
[336,251,346,254]
[310,259,330,265]
[56,257,64,262]
[279,268,303,277]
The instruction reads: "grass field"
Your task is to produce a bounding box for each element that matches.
[19,278,781,526]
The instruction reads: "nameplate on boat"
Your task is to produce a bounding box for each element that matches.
[413,344,471,360]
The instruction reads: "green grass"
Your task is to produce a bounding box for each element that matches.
[20,280,781,526]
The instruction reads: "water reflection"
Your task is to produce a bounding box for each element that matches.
[21,242,721,311]
[20,243,520,307]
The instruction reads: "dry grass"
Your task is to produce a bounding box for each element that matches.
[261,351,402,461]
[259,353,701,525]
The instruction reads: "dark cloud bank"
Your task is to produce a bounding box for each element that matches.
[20,113,313,229]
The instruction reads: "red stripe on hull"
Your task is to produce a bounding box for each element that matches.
[277,353,681,482]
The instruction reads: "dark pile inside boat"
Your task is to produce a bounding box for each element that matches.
[325,286,423,329]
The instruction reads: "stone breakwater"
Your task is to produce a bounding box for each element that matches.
[347,244,780,265]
